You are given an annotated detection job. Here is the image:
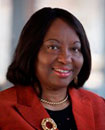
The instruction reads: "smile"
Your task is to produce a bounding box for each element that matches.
[54,68,70,73]
[53,68,72,78]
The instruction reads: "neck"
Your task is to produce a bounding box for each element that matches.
[40,88,70,110]
[41,87,68,102]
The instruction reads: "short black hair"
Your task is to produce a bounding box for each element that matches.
[6,7,91,88]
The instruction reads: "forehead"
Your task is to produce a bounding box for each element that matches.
[44,18,80,43]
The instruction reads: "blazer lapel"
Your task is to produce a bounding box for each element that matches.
[15,85,50,130]
[69,88,95,130]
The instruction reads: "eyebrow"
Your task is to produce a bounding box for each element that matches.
[44,39,60,43]
[44,39,81,46]
[73,41,81,44]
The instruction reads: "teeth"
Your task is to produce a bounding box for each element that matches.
[54,69,70,73]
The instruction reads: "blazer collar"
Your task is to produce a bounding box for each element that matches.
[15,85,95,130]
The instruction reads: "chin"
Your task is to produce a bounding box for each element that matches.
[51,82,70,89]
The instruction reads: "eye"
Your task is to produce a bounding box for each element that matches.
[72,48,80,53]
[47,45,59,50]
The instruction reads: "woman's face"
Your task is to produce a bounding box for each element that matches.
[35,18,84,90]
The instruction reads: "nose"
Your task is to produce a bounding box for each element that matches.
[57,49,72,64]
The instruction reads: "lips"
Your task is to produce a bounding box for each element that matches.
[53,67,72,78]
[54,68,70,73]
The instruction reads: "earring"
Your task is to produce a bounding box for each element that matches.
[74,76,78,85]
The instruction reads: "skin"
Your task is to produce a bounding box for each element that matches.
[35,18,84,110]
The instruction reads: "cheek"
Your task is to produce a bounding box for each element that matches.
[35,56,47,74]
[35,52,56,75]
[74,56,84,72]
[35,57,48,82]
[78,56,84,68]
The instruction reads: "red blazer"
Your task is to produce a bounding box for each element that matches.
[0,85,105,130]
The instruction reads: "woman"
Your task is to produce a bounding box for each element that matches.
[0,7,105,130]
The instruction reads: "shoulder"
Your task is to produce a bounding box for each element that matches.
[0,86,17,104]
[71,87,105,107]
[79,88,104,101]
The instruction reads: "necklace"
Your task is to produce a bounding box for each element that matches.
[40,95,68,105]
